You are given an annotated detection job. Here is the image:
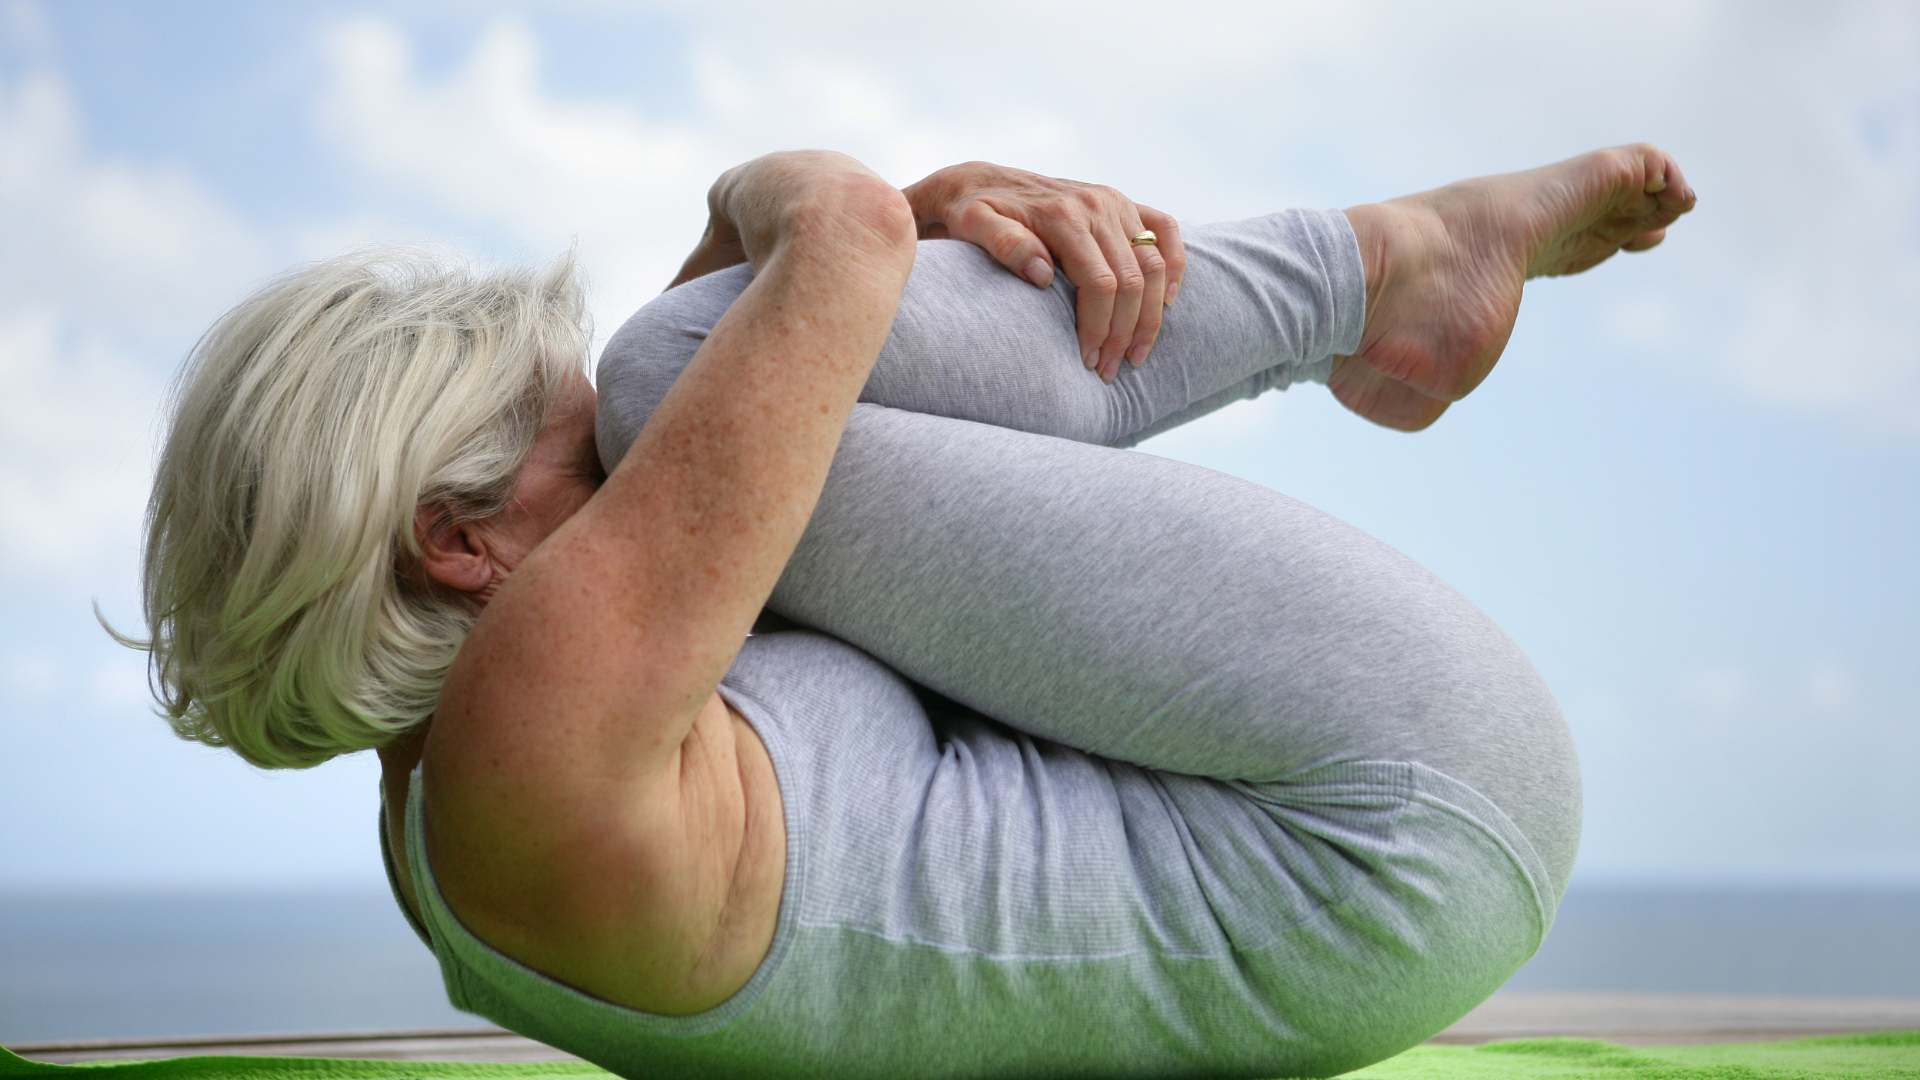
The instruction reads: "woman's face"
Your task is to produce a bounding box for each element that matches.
[474,373,604,581]
[413,371,607,609]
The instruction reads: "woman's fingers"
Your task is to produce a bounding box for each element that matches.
[1092,202,1149,382]
[949,200,1056,288]
[1012,185,1169,378]
[1046,216,1121,371]
[901,161,1184,380]
[1120,243,1165,375]
[1117,206,1183,373]
[1141,206,1186,308]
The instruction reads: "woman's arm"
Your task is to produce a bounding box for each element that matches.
[421,151,916,1006]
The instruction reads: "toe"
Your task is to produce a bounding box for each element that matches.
[1634,144,1697,223]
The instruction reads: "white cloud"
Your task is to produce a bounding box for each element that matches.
[0,314,159,583]
[0,48,275,896]
[316,19,710,238]
[0,65,265,586]
[1689,2,1920,434]
[310,16,1078,341]
[1676,656,1865,721]
[0,648,61,701]
[0,68,264,339]
[313,17,737,341]
[1608,295,1681,346]
[1136,393,1290,466]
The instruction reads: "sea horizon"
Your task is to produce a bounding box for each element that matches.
[4,883,1918,1046]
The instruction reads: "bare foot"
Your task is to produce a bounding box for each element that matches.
[1329,144,1698,430]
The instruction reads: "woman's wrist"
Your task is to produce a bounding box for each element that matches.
[709,152,910,270]
[666,220,748,291]
[902,161,1024,240]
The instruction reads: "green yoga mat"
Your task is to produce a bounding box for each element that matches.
[4,1033,1918,1080]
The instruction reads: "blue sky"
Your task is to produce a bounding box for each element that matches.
[2,0,1916,891]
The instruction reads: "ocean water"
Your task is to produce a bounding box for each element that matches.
[1506,887,1920,997]
[2,886,1917,1044]
[0,891,475,1044]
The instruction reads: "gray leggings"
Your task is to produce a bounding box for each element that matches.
[411,208,1597,1078]
[596,211,1580,890]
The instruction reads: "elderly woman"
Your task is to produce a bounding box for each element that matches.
[133,147,1693,1079]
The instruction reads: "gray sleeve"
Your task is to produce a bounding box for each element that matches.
[594,209,1364,468]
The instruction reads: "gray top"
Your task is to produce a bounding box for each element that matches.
[400,632,1552,1079]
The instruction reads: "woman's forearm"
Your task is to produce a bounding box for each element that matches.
[599,160,920,679]
[665,152,889,290]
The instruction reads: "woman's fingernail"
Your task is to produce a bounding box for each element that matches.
[1024,257,1053,288]
[1083,348,1098,370]
[1165,280,1180,306]
[1128,343,1151,367]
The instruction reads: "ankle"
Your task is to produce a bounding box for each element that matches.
[1341,204,1392,334]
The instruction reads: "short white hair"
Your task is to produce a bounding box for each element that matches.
[121,248,588,769]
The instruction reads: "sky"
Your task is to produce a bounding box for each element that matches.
[1,0,1916,893]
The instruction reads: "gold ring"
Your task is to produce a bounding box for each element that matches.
[1129,230,1158,247]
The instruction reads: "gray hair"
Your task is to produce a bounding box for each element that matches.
[118,248,588,769]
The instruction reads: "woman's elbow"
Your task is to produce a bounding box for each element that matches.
[788,171,917,265]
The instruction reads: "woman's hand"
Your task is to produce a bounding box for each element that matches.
[903,162,1186,383]
[666,214,747,291]
[666,153,856,290]
[665,157,802,290]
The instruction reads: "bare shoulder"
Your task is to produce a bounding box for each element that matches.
[419,691,786,1015]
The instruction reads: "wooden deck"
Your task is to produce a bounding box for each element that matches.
[13,993,1920,1065]
[1433,992,1920,1045]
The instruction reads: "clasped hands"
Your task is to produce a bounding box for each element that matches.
[672,159,1186,385]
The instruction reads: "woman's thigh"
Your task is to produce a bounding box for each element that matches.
[779,404,1580,899]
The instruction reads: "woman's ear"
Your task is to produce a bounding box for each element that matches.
[414,505,496,597]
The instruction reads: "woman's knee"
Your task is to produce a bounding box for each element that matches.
[865,240,1117,443]
[1338,588,1583,896]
